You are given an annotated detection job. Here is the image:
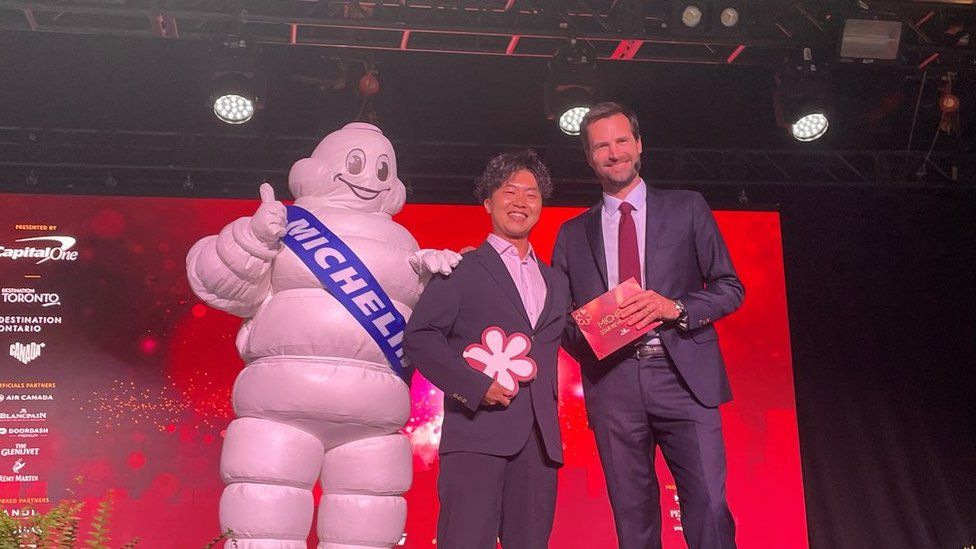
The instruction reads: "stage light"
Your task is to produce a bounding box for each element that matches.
[213,93,254,124]
[791,113,829,142]
[840,19,902,61]
[558,106,590,136]
[671,2,743,36]
[546,39,598,136]
[682,5,704,28]
[211,72,257,125]
[774,61,834,143]
[719,7,739,28]
[208,38,263,125]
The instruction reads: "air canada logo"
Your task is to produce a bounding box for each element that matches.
[8,342,45,365]
[0,236,79,264]
[0,409,47,421]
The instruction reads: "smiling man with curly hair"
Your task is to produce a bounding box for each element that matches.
[405,149,570,549]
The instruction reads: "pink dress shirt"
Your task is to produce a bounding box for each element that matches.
[486,233,547,328]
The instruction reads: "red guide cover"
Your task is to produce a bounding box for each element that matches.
[571,278,662,360]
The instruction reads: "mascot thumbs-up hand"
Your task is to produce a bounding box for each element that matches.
[249,183,287,247]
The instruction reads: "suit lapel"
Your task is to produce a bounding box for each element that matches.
[584,205,609,291]
[475,242,532,328]
[643,187,668,287]
[534,261,556,332]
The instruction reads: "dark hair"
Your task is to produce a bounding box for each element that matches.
[473,149,553,202]
[579,101,641,151]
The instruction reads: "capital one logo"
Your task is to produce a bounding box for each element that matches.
[0,236,79,264]
[9,342,45,365]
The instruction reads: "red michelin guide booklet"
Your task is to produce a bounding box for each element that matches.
[571,278,662,360]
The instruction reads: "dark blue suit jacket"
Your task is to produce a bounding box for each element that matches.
[404,242,570,464]
[552,188,744,409]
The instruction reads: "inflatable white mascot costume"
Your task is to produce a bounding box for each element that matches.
[186,122,461,548]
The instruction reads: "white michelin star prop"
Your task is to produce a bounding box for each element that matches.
[186,122,461,548]
[462,326,538,394]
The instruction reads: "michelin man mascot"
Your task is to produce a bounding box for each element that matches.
[186,122,461,548]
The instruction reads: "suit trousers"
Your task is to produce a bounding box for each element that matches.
[436,423,559,549]
[588,354,736,549]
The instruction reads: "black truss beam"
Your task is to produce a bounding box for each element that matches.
[2,1,975,67]
[0,126,971,203]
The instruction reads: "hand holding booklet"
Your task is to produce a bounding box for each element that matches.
[571,278,662,360]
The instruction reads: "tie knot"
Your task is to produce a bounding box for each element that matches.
[619,202,635,214]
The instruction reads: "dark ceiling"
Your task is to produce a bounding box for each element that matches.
[0,0,974,200]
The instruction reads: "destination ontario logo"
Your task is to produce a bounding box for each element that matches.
[0,236,79,264]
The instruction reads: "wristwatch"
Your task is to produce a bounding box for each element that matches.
[672,299,689,330]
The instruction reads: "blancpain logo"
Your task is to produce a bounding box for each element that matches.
[1,288,61,308]
[0,236,79,264]
[9,342,45,365]
[0,409,46,421]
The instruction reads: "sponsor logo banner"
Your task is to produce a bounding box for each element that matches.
[1,288,62,308]
[8,342,45,365]
[0,236,79,264]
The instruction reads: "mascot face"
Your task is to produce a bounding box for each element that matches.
[288,122,407,215]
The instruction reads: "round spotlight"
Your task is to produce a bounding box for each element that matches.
[791,113,829,142]
[558,106,590,136]
[720,7,740,28]
[213,94,255,125]
[681,5,703,28]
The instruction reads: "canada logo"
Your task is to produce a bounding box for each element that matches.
[462,326,538,394]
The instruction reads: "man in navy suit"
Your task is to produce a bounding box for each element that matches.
[552,102,744,549]
[405,150,570,549]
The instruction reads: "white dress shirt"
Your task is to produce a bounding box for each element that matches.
[600,180,661,343]
[601,179,647,289]
[486,233,547,328]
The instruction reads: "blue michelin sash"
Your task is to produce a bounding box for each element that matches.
[281,205,408,382]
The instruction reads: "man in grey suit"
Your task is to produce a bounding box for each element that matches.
[405,150,570,549]
[552,102,744,549]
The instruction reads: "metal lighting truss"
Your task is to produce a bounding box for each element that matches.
[1,1,974,67]
[0,126,970,201]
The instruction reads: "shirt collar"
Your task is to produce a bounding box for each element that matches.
[487,233,537,261]
[602,179,647,217]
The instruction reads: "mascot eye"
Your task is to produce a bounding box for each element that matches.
[346,149,366,175]
[376,155,391,182]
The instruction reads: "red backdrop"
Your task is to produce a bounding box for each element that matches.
[0,194,806,548]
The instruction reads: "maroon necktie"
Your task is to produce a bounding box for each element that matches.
[618,202,641,287]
